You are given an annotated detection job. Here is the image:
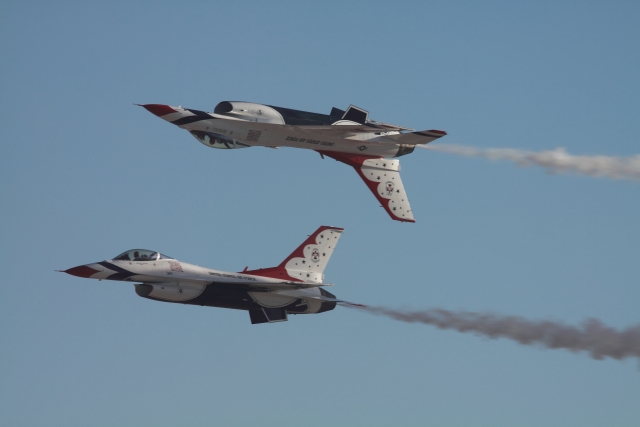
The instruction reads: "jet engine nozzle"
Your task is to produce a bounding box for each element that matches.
[317,288,337,313]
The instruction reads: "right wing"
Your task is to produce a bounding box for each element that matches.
[320,151,415,223]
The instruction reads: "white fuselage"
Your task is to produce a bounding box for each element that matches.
[161,106,404,158]
[73,257,331,314]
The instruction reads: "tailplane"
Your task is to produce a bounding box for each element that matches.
[242,226,344,283]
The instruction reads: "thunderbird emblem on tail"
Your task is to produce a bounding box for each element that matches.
[140,101,446,222]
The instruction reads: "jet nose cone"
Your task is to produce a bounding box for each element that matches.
[63,265,100,278]
[139,104,177,117]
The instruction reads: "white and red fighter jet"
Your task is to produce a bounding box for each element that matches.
[140,102,446,223]
[61,226,362,324]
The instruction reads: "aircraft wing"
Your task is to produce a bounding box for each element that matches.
[321,151,415,222]
[291,123,413,136]
[230,282,333,292]
[204,280,331,292]
[370,129,447,145]
[139,271,331,291]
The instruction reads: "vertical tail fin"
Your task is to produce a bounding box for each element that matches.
[242,226,344,283]
[320,151,416,222]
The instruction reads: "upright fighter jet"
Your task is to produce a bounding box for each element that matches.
[140,102,446,222]
[61,226,362,324]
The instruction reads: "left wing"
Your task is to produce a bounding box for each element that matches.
[370,129,447,145]
[320,151,415,223]
[290,124,413,138]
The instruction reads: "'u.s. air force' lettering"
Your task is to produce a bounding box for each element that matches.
[286,136,334,147]
[208,271,257,281]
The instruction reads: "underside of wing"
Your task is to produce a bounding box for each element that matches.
[292,123,413,136]
[207,280,329,292]
[370,129,447,145]
[320,151,415,223]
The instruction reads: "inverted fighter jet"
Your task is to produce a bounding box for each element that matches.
[140,102,446,222]
[60,226,362,324]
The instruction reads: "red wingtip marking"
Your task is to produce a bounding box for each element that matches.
[140,104,176,117]
[64,265,100,278]
[429,129,447,135]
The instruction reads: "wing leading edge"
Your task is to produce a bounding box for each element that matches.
[320,151,415,223]
[370,129,447,145]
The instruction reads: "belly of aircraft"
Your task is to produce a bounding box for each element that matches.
[136,283,313,313]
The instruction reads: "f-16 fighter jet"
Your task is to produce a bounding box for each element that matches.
[60,226,362,324]
[140,102,446,222]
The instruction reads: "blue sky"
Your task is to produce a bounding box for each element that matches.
[1,1,639,426]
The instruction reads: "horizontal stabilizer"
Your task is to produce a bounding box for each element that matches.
[275,289,366,308]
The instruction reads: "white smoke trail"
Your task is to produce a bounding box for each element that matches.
[348,306,640,361]
[418,144,640,181]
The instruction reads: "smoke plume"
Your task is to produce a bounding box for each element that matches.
[349,306,640,361]
[418,144,640,181]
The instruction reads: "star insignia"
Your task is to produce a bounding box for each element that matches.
[302,260,306,264]
[323,253,326,256]
[393,207,397,211]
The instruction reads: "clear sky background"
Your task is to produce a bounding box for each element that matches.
[1,1,639,426]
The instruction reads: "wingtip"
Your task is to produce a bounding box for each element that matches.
[139,104,177,117]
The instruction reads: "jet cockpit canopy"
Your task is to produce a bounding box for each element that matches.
[113,249,174,262]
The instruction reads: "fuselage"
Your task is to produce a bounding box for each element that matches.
[142,102,414,158]
[64,249,336,318]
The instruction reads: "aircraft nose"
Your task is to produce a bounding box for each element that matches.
[62,265,101,278]
[139,104,177,117]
